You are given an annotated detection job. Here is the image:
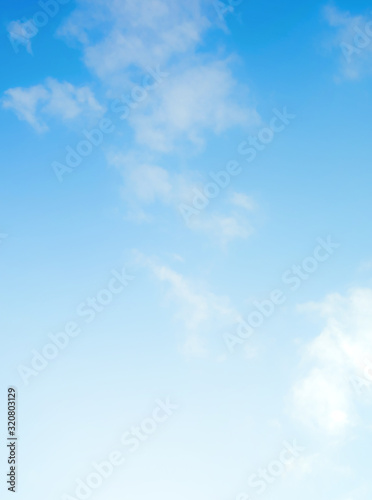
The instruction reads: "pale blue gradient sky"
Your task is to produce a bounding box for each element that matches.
[1,1,372,499]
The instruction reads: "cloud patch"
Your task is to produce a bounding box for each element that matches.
[137,254,240,357]
[2,78,103,132]
[58,0,211,83]
[129,60,260,152]
[110,151,257,243]
[324,5,372,80]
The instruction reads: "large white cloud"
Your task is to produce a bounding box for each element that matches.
[57,0,260,150]
[292,288,372,435]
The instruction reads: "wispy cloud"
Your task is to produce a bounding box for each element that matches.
[110,151,257,243]
[230,192,256,211]
[2,78,103,132]
[324,5,372,80]
[136,253,240,357]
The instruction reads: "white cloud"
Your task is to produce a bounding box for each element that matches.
[57,0,262,241]
[2,84,49,133]
[187,213,253,243]
[137,255,239,356]
[230,192,256,211]
[129,59,260,152]
[129,164,172,203]
[59,0,260,151]
[58,0,211,83]
[110,151,256,243]
[324,5,372,80]
[2,78,103,132]
[109,151,189,207]
[292,288,372,435]
[293,367,352,434]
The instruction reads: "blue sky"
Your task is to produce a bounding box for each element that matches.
[1,0,372,499]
